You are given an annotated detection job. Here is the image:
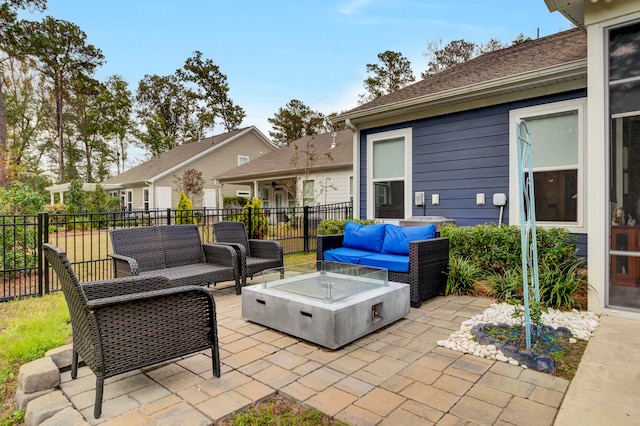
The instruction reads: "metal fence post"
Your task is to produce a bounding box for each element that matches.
[303,206,310,252]
[37,212,50,295]
[166,208,172,225]
[247,206,253,238]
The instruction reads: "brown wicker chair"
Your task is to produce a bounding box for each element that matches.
[42,243,221,419]
[213,221,283,293]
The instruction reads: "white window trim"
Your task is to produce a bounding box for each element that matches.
[508,98,587,233]
[238,155,249,165]
[366,128,412,220]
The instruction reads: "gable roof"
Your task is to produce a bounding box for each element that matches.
[337,29,587,125]
[103,126,276,185]
[214,129,353,183]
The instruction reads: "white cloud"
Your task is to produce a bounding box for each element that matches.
[316,82,362,117]
[338,0,377,16]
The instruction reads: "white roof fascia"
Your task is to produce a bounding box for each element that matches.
[544,0,585,28]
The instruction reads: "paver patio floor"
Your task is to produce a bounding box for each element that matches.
[55,283,572,425]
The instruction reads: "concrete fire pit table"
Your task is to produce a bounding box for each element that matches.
[241,261,410,349]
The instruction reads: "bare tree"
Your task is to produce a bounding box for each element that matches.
[174,168,204,203]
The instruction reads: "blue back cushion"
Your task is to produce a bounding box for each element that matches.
[381,224,437,255]
[342,222,386,253]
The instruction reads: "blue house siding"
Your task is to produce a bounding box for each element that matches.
[358,89,587,252]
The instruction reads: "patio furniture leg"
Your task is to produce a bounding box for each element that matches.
[211,347,221,378]
[71,349,78,379]
[94,377,104,419]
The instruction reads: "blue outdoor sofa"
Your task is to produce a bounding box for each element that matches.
[317,221,449,307]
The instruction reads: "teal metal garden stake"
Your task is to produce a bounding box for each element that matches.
[516,120,541,350]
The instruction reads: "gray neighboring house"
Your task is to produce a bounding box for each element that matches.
[336,0,640,317]
[47,126,277,210]
[214,129,353,210]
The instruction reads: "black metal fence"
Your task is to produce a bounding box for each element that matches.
[0,202,352,301]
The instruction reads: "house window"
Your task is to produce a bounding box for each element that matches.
[303,180,314,206]
[262,187,269,208]
[143,189,149,210]
[366,128,412,220]
[126,190,133,211]
[288,192,295,208]
[238,155,249,165]
[509,99,585,231]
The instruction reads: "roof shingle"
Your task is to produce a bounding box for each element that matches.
[103,127,262,184]
[341,29,586,118]
[214,129,353,181]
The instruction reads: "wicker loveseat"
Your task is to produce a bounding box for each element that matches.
[43,243,221,419]
[110,225,241,293]
[317,222,449,308]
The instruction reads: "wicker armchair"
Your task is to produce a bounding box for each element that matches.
[213,221,283,293]
[42,243,221,419]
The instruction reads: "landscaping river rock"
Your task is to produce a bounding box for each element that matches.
[437,303,599,371]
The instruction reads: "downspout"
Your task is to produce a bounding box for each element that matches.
[345,119,360,219]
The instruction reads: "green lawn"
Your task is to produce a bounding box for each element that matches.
[0,292,71,425]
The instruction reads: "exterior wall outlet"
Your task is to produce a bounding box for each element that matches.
[431,194,439,205]
[476,193,485,205]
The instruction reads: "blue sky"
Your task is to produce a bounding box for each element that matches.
[23,0,571,163]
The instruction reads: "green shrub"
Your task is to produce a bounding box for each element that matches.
[45,203,67,215]
[316,219,377,236]
[176,190,197,224]
[441,224,578,273]
[445,256,483,295]
[538,256,589,310]
[66,180,87,214]
[0,182,46,214]
[441,223,588,309]
[223,196,249,208]
[0,216,38,278]
[240,197,268,239]
[485,268,523,301]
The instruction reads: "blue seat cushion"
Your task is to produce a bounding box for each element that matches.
[323,247,371,265]
[381,224,437,255]
[342,221,386,253]
[359,253,410,273]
